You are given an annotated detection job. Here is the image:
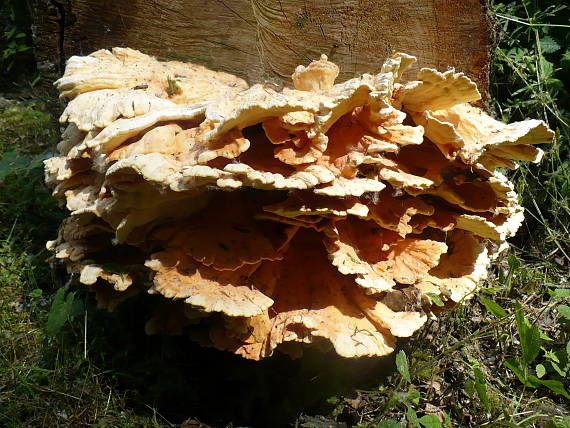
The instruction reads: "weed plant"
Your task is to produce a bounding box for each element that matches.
[0,1,569,427]
[0,0,36,89]
[338,1,570,427]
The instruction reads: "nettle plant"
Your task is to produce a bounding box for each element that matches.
[481,295,570,400]
[492,1,569,123]
[1,24,29,73]
[0,2,30,74]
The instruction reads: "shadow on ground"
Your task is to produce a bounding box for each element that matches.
[87,295,396,427]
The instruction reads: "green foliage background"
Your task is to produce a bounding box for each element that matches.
[0,0,35,89]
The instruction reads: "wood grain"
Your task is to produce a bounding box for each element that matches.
[31,0,491,94]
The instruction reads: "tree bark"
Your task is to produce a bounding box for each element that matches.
[31,0,491,95]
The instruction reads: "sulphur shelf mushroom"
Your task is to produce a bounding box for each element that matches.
[45,48,553,360]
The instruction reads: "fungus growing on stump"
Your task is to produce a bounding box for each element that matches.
[45,48,553,359]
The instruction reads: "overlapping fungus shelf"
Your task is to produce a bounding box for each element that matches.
[44,48,553,359]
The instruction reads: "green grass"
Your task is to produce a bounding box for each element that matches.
[0,101,160,427]
[0,0,569,426]
[491,1,570,261]
[337,2,570,426]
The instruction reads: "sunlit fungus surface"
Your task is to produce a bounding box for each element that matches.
[45,48,553,360]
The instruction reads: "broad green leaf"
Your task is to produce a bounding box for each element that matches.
[472,365,489,410]
[406,388,421,405]
[553,288,570,299]
[515,308,541,365]
[69,298,85,318]
[29,288,42,298]
[4,28,16,39]
[443,412,452,427]
[539,330,554,341]
[479,296,508,318]
[377,421,405,428]
[505,358,528,385]
[566,341,570,357]
[540,36,561,54]
[464,378,475,397]
[536,363,546,378]
[385,392,399,410]
[557,305,570,320]
[508,254,520,271]
[539,57,554,79]
[427,293,444,307]
[529,377,570,399]
[47,288,67,336]
[396,350,411,383]
[47,288,76,337]
[507,47,528,61]
[406,407,420,428]
[550,361,566,377]
[419,415,443,428]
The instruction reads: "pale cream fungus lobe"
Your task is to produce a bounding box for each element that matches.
[45,48,553,359]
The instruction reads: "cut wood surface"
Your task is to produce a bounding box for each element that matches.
[32,0,491,93]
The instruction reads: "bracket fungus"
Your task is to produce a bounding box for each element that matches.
[45,48,553,360]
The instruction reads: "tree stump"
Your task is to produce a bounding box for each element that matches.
[31,0,491,95]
